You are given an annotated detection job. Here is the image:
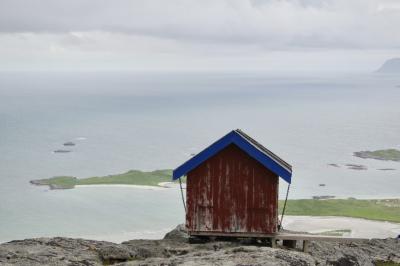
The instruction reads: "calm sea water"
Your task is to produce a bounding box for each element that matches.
[0,71,399,243]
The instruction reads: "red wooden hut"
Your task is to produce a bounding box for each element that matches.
[173,129,292,238]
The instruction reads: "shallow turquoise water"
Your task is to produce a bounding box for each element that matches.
[0,71,399,242]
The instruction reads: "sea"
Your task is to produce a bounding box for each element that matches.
[0,71,399,243]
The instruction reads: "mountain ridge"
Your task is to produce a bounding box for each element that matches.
[377,58,400,73]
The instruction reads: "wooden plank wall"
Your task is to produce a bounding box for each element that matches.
[186,144,278,234]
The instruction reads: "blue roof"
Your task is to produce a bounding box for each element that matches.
[172,129,292,183]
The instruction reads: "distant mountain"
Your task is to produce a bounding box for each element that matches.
[376,58,400,73]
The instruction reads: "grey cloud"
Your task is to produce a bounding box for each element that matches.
[0,0,400,50]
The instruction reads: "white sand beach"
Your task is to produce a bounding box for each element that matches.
[283,216,400,239]
[75,184,167,191]
[69,216,400,243]
[75,182,183,190]
[158,182,184,188]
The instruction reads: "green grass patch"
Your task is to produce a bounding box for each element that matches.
[76,169,173,187]
[32,169,175,189]
[31,176,77,189]
[354,149,400,161]
[279,198,400,223]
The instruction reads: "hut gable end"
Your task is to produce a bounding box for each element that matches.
[174,130,293,236]
[173,129,292,183]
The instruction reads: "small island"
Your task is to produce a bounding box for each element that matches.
[376,58,400,73]
[346,164,367,170]
[30,169,174,189]
[63,141,75,146]
[354,149,400,161]
[53,149,71,153]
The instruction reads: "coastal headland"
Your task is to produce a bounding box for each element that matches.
[30,169,400,223]
[30,169,174,189]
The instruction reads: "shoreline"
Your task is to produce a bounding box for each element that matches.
[2,215,398,245]
[73,181,180,190]
[70,184,400,200]
[63,183,400,201]
[75,183,169,191]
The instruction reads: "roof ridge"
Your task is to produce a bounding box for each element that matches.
[234,129,292,170]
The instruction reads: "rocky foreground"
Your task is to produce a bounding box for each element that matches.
[0,225,399,266]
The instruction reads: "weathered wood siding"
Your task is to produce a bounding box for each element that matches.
[186,144,279,235]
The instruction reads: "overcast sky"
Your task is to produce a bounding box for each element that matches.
[0,0,399,71]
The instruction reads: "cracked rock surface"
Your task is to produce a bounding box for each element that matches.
[0,225,399,265]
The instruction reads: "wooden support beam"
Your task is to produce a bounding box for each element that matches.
[271,237,277,248]
[303,240,309,253]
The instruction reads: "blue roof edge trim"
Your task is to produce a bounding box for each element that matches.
[173,131,235,180]
[172,130,292,183]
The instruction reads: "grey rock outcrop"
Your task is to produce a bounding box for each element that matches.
[0,225,399,265]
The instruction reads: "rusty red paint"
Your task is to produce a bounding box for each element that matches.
[186,144,279,236]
